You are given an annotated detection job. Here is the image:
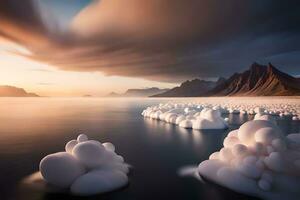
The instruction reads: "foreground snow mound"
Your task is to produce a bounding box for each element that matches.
[198,119,300,200]
[39,134,129,196]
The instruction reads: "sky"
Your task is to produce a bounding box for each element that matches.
[0,0,300,96]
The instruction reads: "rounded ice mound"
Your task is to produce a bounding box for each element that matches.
[198,120,300,200]
[103,142,115,152]
[238,120,279,146]
[77,134,88,143]
[179,119,193,128]
[292,116,299,121]
[65,140,78,154]
[39,134,129,196]
[142,103,229,130]
[192,109,228,130]
[72,141,106,169]
[254,114,276,124]
[40,152,85,188]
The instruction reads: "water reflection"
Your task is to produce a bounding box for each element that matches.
[144,118,206,149]
[0,98,298,200]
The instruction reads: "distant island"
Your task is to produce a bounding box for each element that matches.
[0,86,39,97]
[152,63,300,97]
[107,87,169,97]
[82,95,93,97]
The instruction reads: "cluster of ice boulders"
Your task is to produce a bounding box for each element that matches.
[142,99,300,126]
[39,134,129,196]
[142,105,228,130]
[198,116,300,200]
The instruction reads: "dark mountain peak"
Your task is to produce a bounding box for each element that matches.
[248,62,278,75]
[180,79,212,87]
[266,62,282,75]
[249,62,268,73]
[210,62,300,96]
[251,61,263,68]
[152,62,299,97]
[268,62,273,67]
[216,77,226,85]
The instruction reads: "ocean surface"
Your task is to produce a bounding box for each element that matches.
[0,97,299,200]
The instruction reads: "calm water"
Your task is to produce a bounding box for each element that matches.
[0,98,299,200]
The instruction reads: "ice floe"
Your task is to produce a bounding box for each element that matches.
[142,98,300,130]
[143,105,228,130]
[37,134,129,196]
[197,117,300,200]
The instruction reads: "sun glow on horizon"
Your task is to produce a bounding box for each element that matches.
[0,38,176,97]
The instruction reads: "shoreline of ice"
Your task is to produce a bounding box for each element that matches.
[142,98,300,130]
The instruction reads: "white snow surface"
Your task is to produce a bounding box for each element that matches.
[142,98,300,130]
[198,118,300,200]
[39,134,129,196]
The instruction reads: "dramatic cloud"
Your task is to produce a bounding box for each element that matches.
[1,0,300,82]
[0,0,47,46]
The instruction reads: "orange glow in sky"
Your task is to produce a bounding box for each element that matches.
[0,38,176,97]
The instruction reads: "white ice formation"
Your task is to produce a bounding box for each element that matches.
[142,98,300,129]
[39,134,129,196]
[198,116,300,200]
[142,105,228,130]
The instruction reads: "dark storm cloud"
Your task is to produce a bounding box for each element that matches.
[0,0,44,30]
[0,0,48,44]
[0,0,300,82]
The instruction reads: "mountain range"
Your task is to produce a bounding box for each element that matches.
[3,63,298,98]
[152,79,223,97]
[153,63,300,97]
[107,87,169,97]
[0,86,39,97]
